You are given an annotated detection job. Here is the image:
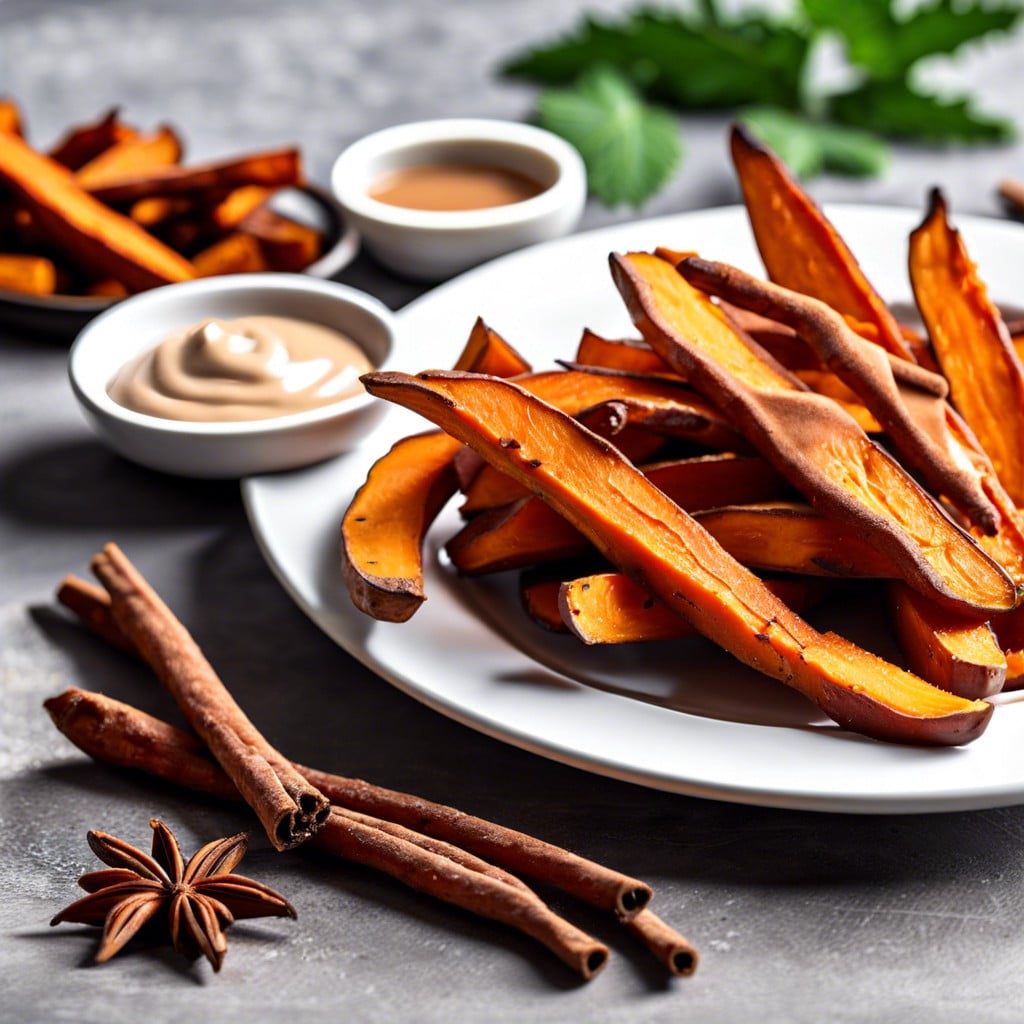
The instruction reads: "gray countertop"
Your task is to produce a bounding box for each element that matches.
[3,3,1024,1022]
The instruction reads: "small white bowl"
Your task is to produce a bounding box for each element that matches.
[68,273,395,478]
[331,119,587,281]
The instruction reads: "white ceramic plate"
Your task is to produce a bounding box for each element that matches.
[242,204,1024,814]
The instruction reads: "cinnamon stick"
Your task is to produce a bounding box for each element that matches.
[58,574,652,917]
[317,808,608,978]
[43,688,608,979]
[623,910,699,977]
[86,544,329,851]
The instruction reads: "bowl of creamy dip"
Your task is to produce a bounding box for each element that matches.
[68,273,395,477]
[331,119,586,281]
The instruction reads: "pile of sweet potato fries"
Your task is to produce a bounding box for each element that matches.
[0,98,321,297]
[340,125,1024,749]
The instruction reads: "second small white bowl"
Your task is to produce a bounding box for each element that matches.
[331,119,587,281]
[69,274,395,478]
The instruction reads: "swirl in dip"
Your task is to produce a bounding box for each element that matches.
[107,315,373,422]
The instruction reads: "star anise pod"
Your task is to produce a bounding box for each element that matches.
[51,819,296,971]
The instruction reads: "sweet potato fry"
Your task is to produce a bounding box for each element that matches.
[0,98,23,136]
[611,251,1016,617]
[574,329,673,375]
[0,131,194,291]
[240,206,322,272]
[461,422,667,517]
[342,431,463,622]
[74,125,184,190]
[47,108,137,170]
[85,277,129,298]
[730,124,915,362]
[208,185,274,231]
[678,256,999,532]
[341,320,534,622]
[521,575,573,633]
[128,195,198,229]
[458,316,533,378]
[0,253,56,295]
[448,497,897,579]
[456,368,728,514]
[560,572,830,645]
[363,369,993,746]
[910,190,1024,507]
[87,147,302,204]
[887,583,1005,700]
[192,232,268,276]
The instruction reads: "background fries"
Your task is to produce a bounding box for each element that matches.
[0,99,323,298]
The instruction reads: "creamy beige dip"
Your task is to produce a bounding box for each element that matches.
[369,163,544,211]
[108,315,373,422]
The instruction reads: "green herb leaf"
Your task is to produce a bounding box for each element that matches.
[831,81,1015,143]
[801,0,1021,81]
[538,67,682,207]
[503,10,808,111]
[740,107,889,178]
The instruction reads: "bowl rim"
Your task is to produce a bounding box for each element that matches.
[68,272,396,439]
[331,118,587,231]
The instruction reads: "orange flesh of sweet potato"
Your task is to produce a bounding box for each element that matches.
[86,277,129,298]
[0,253,55,295]
[0,132,195,292]
[561,572,699,643]
[730,124,915,362]
[887,582,1005,700]
[48,108,136,170]
[560,572,828,645]
[363,369,992,745]
[458,317,533,377]
[695,502,898,579]
[129,195,197,228]
[457,368,722,515]
[209,185,274,231]
[460,426,666,516]
[0,98,23,136]
[87,147,302,204]
[192,232,269,277]
[678,256,999,533]
[341,431,463,622]
[575,328,673,375]
[447,494,898,579]
[520,576,572,633]
[612,251,1017,616]
[239,206,322,272]
[456,454,790,573]
[910,190,1024,507]
[341,319,534,622]
[74,126,183,190]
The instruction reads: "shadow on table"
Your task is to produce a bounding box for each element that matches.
[0,436,239,529]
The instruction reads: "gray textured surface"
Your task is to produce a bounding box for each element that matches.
[2,2,1024,1021]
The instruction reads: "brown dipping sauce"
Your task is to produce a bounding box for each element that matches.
[369,163,545,211]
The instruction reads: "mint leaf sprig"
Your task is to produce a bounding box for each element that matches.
[538,67,682,207]
[502,0,1022,206]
